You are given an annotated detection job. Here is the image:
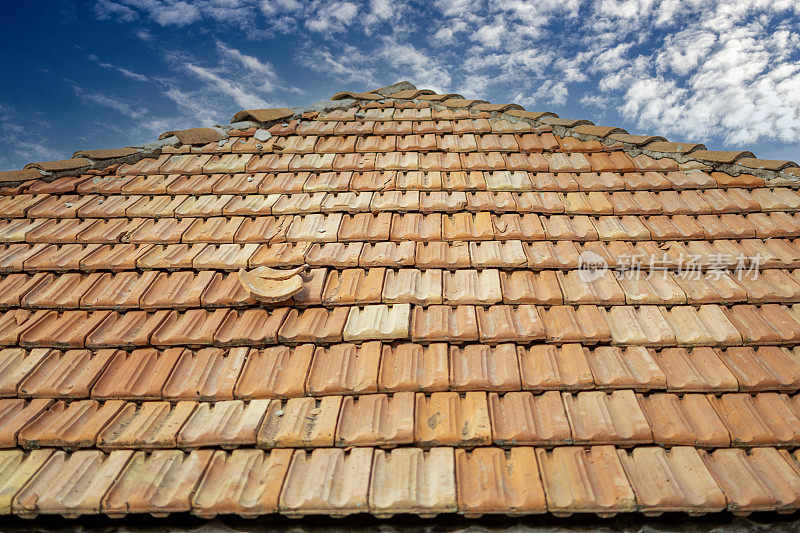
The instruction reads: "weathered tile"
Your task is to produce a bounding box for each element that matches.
[17,399,124,449]
[415,391,491,446]
[607,306,675,346]
[378,343,449,393]
[0,348,50,397]
[489,391,570,445]
[18,348,116,398]
[13,449,132,517]
[359,241,415,267]
[443,269,502,305]
[518,344,595,390]
[470,241,529,269]
[191,448,293,517]
[278,448,372,517]
[0,449,54,514]
[700,448,800,513]
[536,446,636,515]
[214,308,289,347]
[638,393,730,447]
[97,401,195,449]
[456,447,546,516]
[235,345,313,399]
[563,390,652,445]
[322,268,385,305]
[91,347,182,400]
[718,346,800,391]
[102,450,213,516]
[415,242,470,269]
[500,270,562,304]
[369,447,456,517]
[177,399,271,448]
[412,305,479,343]
[654,347,739,392]
[162,347,247,400]
[306,342,381,395]
[540,305,611,344]
[709,393,800,446]
[343,304,411,341]
[476,305,545,343]
[449,343,521,391]
[0,398,51,447]
[618,447,726,513]
[257,396,342,448]
[276,307,348,344]
[585,346,665,390]
[382,269,442,305]
[336,392,415,447]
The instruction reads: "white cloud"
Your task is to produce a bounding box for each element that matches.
[79,0,800,152]
[306,1,359,32]
[70,82,147,118]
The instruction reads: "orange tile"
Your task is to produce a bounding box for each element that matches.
[17,348,116,398]
[489,391,570,445]
[378,343,449,393]
[13,449,133,517]
[369,447,456,517]
[618,447,725,513]
[235,345,313,399]
[653,347,738,392]
[91,347,182,400]
[306,342,381,395]
[563,389,652,445]
[177,399,270,448]
[585,346,666,390]
[97,400,195,449]
[257,396,341,448]
[102,450,213,516]
[412,305,479,343]
[336,392,414,447]
[456,447,545,516]
[0,398,51,447]
[161,347,247,400]
[709,393,800,446]
[700,448,800,513]
[415,391,490,446]
[192,448,292,517]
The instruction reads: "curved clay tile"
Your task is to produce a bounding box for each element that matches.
[229,108,293,124]
[237,265,307,303]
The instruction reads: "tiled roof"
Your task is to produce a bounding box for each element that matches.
[1,80,800,520]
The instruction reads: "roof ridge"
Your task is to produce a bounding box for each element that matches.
[3,82,798,187]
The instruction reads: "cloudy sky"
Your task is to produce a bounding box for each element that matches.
[1,0,799,170]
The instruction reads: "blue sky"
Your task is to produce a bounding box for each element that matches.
[1,0,799,170]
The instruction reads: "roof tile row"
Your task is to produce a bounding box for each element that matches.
[2,343,799,401]
[3,444,800,517]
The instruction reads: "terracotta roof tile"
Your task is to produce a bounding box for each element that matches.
[456,447,545,516]
[369,447,456,517]
[6,86,800,520]
[536,446,635,515]
[103,449,213,516]
[230,108,293,124]
[378,343,449,393]
[18,348,115,398]
[336,392,414,447]
[306,342,380,395]
[415,391,490,446]
[257,396,341,448]
[489,391,570,445]
[619,447,726,513]
[700,448,800,512]
[13,449,132,517]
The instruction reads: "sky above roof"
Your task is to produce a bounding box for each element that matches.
[1,0,799,171]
